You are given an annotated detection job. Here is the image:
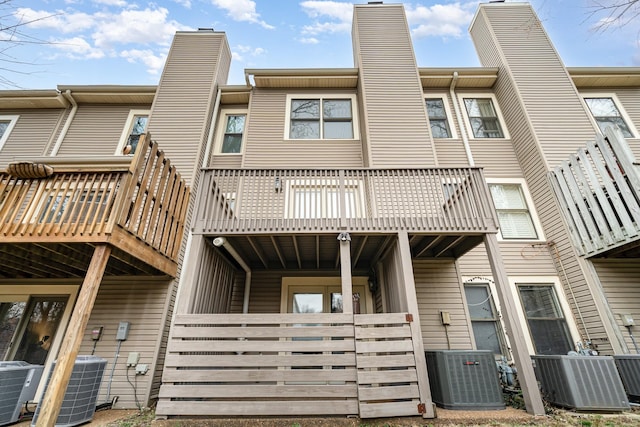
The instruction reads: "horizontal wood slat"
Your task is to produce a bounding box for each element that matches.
[194,168,498,234]
[158,313,427,419]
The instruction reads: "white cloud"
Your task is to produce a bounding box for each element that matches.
[52,36,105,59]
[211,0,274,29]
[407,3,475,38]
[233,44,266,61]
[92,8,189,48]
[14,8,95,33]
[93,0,128,6]
[172,0,192,8]
[300,0,352,35]
[121,49,168,75]
[300,37,319,44]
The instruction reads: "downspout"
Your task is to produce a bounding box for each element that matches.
[212,237,251,313]
[201,87,222,169]
[450,72,475,166]
[50,90,78,156]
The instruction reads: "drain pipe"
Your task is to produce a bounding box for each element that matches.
[212,237,251,313]
[50,90,78,156]
[450,72,475,166]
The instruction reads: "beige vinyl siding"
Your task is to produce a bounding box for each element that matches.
[78,279,170,409]
[148,32,229,186]
[353,4,436,168]
[414,260,473,350]
[242,89,364,168]
[470,4,614,353]
[429,94,469,167]
[458,243,558,278]
[591,259,640,353]
[210,155,243,168]
[58,104,146,156]
[0,108,65,168]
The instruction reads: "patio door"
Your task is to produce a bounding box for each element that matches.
[1,296,68,364]
[283,277,372,314]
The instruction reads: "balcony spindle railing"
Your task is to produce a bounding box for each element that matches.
[194,167,497,234]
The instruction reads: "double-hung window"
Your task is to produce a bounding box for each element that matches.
[584,96,634,138]
[287,96,356,139]
[463,97,505,138]
[426,98,452,138]
[464,283,507,356]
[0,115,19,151]
[518,284,573,355]
[489,182,539,240]
[117,110,149,155]
[216,110,247,154]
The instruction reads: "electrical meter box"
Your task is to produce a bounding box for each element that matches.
[116,321,130,341]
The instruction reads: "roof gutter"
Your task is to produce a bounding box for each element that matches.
[50,90,78,156]
[450,71,475,166]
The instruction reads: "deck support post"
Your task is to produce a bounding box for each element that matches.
[484,233,545,415]
[339,234,353,314]
[36,244,111,427]
[397,231,435,418]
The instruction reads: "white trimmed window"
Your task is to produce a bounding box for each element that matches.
[425,97,454,138]
[459,94,508,139]
[215,110,247,154]
[518,284,573,355]
[116,110,149,155]
[285,95,358,140]
[0,115,19,151]
[488,179,543,241]
[464,282,508,356]
[584,95,636,138]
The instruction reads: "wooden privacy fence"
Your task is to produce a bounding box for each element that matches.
[157,313,429,419]
[195,167,498,234]
[548,128,640,257]
[0,133,189,261]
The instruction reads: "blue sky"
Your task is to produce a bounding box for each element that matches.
[3,0,639,89]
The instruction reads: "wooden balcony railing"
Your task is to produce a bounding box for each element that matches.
[549,128,640,257]
[0,134,189,262]
[195,167,497,234]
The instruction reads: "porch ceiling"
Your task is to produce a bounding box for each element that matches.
[213,233,485,272]
[0,242,166,279]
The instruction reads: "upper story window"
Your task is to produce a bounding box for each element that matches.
[117,110,149,155]
[0,115,19,151]
[488,180,542,240]
[216,110,247,154]
[286,95,358,140]
[285,179,364,219]
[462,97,505,138]
[584,96,635,138]
[426,98,452,138]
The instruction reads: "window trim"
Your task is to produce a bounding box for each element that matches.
[214,109,248,155]
[508,276,580,355]
[115,109,150,155]
[0,115,19,152]
[457,93,510,139]
[487,178,545,242]
[280,277,373,314]
[284,94,360,141]
[462,278,510,358]
[581,92,638,139]
[425,94,457,139]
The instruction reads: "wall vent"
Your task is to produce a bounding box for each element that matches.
[31,356,107,427]
[614,355,640,401]
[0,362,44,426]
[425,350,504,410]
[532,355,629,411]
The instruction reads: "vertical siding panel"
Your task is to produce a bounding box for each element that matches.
[353,4,436,167]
